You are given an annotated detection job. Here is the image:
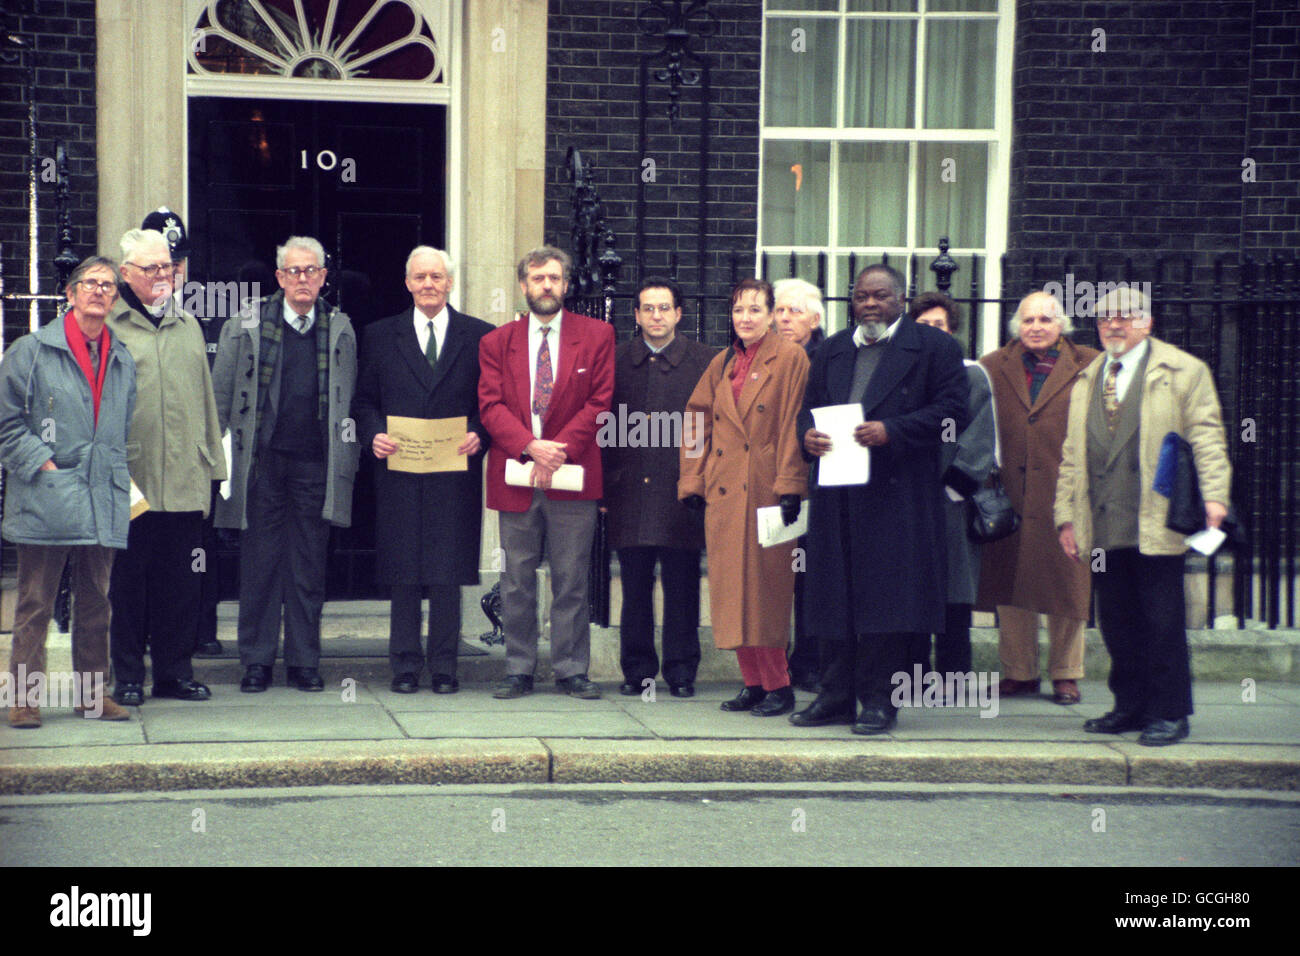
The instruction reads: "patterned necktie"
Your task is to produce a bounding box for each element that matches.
[425,320,438,368]
[533,325,553,421]
[86,339,100,377]
[1103,360,1122,432]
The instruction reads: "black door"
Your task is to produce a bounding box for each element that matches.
[188,95,447,598]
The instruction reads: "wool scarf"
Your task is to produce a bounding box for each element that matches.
[63,310,109,426]
[255,295,331,428]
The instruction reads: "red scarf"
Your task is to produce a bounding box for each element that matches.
[64,309,110,426]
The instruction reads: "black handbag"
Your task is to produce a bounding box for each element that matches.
[967,470,1021,542]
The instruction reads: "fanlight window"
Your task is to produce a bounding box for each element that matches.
[189,0,442,82]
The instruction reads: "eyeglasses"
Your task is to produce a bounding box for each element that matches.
[1096,314,1140,326]
[281,266,324,280]
[125,262,173,278]
[77,279,116,293]
[637,303,677,315]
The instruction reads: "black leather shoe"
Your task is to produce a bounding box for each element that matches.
[851,707,898,735]
[151,678,211,701]
[239,664,271,693]
[556,674,602,699]
[391,673,419,694]
[430,674,459,695]
[493,675,534,699]
[1138,717,1189,747]
[669,682,695,698]
[720,685,766,712]
[751,686,795,717]
[193,639,224,658]
[790,696,855,727]
[1083,710,1146,734]
[286,667,324,692]
[619,680,648,696]
[113,683,144,707]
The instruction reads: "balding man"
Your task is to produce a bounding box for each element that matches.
[977,291,1098,705]
[353,246,493,694]
[1056,288,1230,746]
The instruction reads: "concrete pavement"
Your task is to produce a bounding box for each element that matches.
[1,601,1297,794]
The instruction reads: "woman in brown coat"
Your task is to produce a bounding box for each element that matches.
[977,291,1099,704]
[679,279,809,717]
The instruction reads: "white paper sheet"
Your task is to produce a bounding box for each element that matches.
[757,500,808,548]
[810,404,870,486]
[1185,527,1226,556]
[219,432,233,500]
[505,458,585,492]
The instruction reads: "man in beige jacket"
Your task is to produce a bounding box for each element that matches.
[106,229,226,706]
[1055,287,1230,746]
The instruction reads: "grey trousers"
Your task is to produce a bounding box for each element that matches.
[237,450,329,669]
[497,491,597,680]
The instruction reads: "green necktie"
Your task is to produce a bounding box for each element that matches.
[425,320,438,368]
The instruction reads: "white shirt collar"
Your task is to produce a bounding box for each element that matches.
[530,311,562,336]
[852,315,901,348]
[282,299,315,332]
[415,304,447,332]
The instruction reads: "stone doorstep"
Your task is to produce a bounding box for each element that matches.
[1,739,1296,794]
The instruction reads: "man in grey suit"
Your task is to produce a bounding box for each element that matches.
[212,236,360,692]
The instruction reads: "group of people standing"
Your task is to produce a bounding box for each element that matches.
[2,228,1229,749]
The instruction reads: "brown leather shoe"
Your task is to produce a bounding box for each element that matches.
[1052,679,1081,705]
[76,697,130,721]
[997,677,1040,697]
[8,706,41,728]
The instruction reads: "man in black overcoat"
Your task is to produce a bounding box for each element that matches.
[791,264,969,735]
[353,246,493,694]
[601,277,717,698]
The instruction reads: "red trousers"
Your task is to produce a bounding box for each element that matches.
[735,646,789,691]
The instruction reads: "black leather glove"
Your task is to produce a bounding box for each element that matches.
[683,494,706,513]
[780,494,801,526]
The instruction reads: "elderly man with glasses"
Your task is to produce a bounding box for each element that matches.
[1,257,136,727]
[1055,288,1230,746]
[106,229,226,708]
[212,236,359,693]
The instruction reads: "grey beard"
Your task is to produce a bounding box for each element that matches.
[860,320,888,341]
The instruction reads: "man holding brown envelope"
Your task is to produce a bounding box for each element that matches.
[354,246,493,694]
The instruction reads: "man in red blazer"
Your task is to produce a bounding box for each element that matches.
[478,246,615,699]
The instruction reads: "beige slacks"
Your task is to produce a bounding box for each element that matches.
[996,605,1085,681]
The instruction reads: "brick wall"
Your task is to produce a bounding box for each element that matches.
[543,0,763,345]
[0,0,97,345]
[1006,0,1260,295]
[1242,0,1300,256]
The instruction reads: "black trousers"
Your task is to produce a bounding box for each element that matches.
[1092,548,1193,720]
[820,633,916,713]
[195,482,222,646]
[788,541,821,680]
[389,584,461,677]
[109,509,203,684]
[237,450,329,669]
[908,602,974,675]
[617,547,702,686]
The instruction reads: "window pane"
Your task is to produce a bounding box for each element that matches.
[768,0,838,9]
[837,142,909,247]
[915,143,987,250]
[762,141,831,246]
[765,18,838,127]
[762,251,830,288]
[923,20,996,128]
[844,19,916,128]
[847,0,918,10]
[927,0,997,11]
